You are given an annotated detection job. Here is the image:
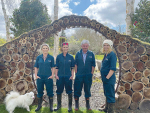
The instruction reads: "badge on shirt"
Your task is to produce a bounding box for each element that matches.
[105,58,108,61]
[48,60,51,62]
[89,56,92,58]
[68,60,71,62]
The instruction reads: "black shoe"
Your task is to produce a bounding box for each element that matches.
[99,100,108,112]
[35,97,42,111]
[68,94,72,112]
[74,97,79,111]
[54,94,61,111]
[86,98,91,110]
[49,96,53,112]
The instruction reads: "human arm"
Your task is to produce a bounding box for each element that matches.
[34,67,40,79]
[91,66,95,75]
[106,70,114,79]
[106,52,117,79]
[75,65,77,74]
[55,69,59,80]
[48,67,55,79]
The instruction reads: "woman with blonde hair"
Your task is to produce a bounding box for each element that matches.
[99,39,117,113]
[34,43,55,112]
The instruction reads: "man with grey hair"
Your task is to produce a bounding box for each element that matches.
[74,39,95,111]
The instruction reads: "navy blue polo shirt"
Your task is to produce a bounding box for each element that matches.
[75,49,96,76]
[55,53,75,76]
[34,54,54,76]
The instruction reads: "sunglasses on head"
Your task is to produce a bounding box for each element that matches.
[62,43,68,45]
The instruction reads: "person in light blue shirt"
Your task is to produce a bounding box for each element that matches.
[74,40,95,111]
[34,43,55,112]
[54,42,75,112]
[99,39,117,113]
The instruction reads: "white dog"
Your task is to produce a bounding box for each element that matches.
[4,91,35,113]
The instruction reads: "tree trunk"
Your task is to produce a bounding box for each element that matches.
[53,0,59,59]
[126,0,135,35]
[1,0,10,41]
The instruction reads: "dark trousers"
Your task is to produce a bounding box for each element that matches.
[56,76,72,94]
[103,83,115,103]
[74,74,92,98]
[36,75,53,98]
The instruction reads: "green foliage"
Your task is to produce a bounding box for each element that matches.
[68,36,81,55]
[130,0,150,43]
[45,36,54,48]
[0,37,6,46]
[95,55,104,60]
[0,104,104,113]
[10,0,51,37]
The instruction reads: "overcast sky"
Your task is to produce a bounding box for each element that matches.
[0,0,141,38]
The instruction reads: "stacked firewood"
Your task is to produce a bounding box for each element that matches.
[0,15,150,110]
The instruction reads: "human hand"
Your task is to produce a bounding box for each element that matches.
[55,75,59,80]
[48,76,53,79]
[36,76,41,79]
[106,76,109,79]
[69,75,74,80]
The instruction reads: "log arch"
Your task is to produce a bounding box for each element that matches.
[0,15,150,109]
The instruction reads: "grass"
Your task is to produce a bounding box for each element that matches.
[0,104,104,113]
[95,55,104,60]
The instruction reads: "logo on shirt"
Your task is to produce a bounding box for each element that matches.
[48,60,51,62]
[68,60,71,62]
[89,56,92,58]
[105,58,108,61]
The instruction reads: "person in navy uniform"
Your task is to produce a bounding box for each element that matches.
[99,39,117,113]
[54,42,75,112]
[74,40,95,111]
[34,43,55,112]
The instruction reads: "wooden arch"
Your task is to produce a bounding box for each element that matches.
[0,15,150,109]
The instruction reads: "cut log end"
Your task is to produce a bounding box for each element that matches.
[143,69,150,77]
[139,99,150,111]
[132,92,143,103]
[130,102,139,110]
[0,79,6,89]
[122,61,133,71]
[124,82,131,90]
[121,72,133,82]
[115,94,131,109]
[132,81,144,92]
[134,71,143,80]
[143,88,150,99]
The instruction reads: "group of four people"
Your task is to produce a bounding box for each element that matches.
[34,39,117,113]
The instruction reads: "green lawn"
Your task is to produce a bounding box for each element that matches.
[95,55,104,60]
[0,104,104,113]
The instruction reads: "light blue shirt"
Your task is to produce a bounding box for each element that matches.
[82,51,87,64]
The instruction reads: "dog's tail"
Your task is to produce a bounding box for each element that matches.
[4,91,20,104]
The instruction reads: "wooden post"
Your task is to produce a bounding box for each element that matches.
[125,0,135,35]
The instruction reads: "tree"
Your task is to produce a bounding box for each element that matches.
[53,0,59,59]
[69,28,105,55]
[130,0,150,42]
[125,0,135,35]
[10,0,51,37]
[1,0,20,41]
[67,36,81,55]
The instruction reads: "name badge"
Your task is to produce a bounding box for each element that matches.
[89,56,92,58]
[105,58,108,61]
[48,60,51,62]
[68,60,71,62]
